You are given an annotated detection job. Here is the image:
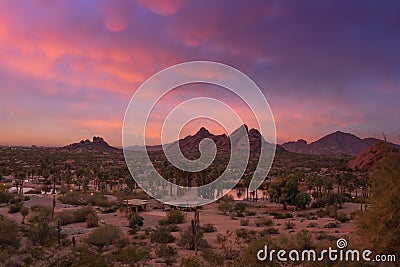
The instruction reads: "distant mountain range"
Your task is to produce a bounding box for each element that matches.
[281,131,399,156]
[63,136,120,153]
[65,129,398,157]
[127,125,283,156]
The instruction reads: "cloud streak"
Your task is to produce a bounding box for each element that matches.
[0,0,399,146]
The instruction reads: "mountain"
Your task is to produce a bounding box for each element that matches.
[63,136,120,153]
[128,125,282,155]
[348,142,400,170]
[282,131,398,156]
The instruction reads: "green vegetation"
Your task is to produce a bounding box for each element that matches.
[85,225,123,250]
[357,152,400,258]
[0,215,20,249]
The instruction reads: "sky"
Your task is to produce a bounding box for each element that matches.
[0,0,399,146]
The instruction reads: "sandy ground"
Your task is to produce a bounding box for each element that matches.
[0,193,360,266]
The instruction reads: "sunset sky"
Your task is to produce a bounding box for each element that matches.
[0,0,399,146]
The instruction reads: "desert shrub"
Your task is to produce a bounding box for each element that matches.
[180,256,201,267]
[156,244,177,266]
[217,195,233,215]
[72,247,108,267]
[86,212,99,228]
[158,218,169,225]
[315,231,337,241]
[240,218,249,226]
[337,212,350,223]
[167,224,180,232]
[234,202,248,213]
[129,212,144,229]
[56,210,74,225]
[307,222,318,228]
[20,206,29,224]
[285,221,295,229]
[156,244,177,257]
[151,226,175,244]
[324,221,340,228]
[317,208,327,218]
[27,220,57,245]
[0,215,20,249]
[201,223,217,233]
[29,205,52,223]
[85,225,123,250]
[202,248,225,265]
[101,207,117,213]
[259,227,280,236]
[113,245,151,265]
[285,212,293,218]
[166,209,185,224]
[255,216,273,227]
[0,191,11,204]
[178,226,208,250]
[246,210,256,216]
[296,230,315,250]
[236,212,245,217]
[235,228,257,242]
[59,191,86,205]
[8,203,22,213]
[73,206,96,223]
[85,193,110,207]
[273,213,287,219]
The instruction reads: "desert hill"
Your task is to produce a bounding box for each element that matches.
[282,131,398,156]
[63,136,120,153]
[348,142,399,170]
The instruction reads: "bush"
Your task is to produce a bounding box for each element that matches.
[273,213,290,219]
[337,212,350,223]
[167,224,180,232]
[234,202,248,213]
[156,244,177,265]
[259,227,280,236]
[307,222,318,228]
[178,226,208,250]
[246,210,256,216]
[27,221,57,245]
[151,226,175,244]
[59,191,86,206]
[129,212,144,229]
[255,216,273,227]
[85,225,123,250]
[86,212,99,228]
[180,256,201,267]
[324,221,340,228]
[217,195,233,215]
[8,203,22,213]
[240,218,249,226]
[113,245,151,265]
[235,228,257,242]
[201,223,217,233]
[101,207,117,214]
[0,215,20,248]
[73,206,95,223]
[85,193,110,207]
[166,210,185,224]
[285,221,295,229]
[296,230,315,250]
[156,244,177,257]
[202,248,225,265]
